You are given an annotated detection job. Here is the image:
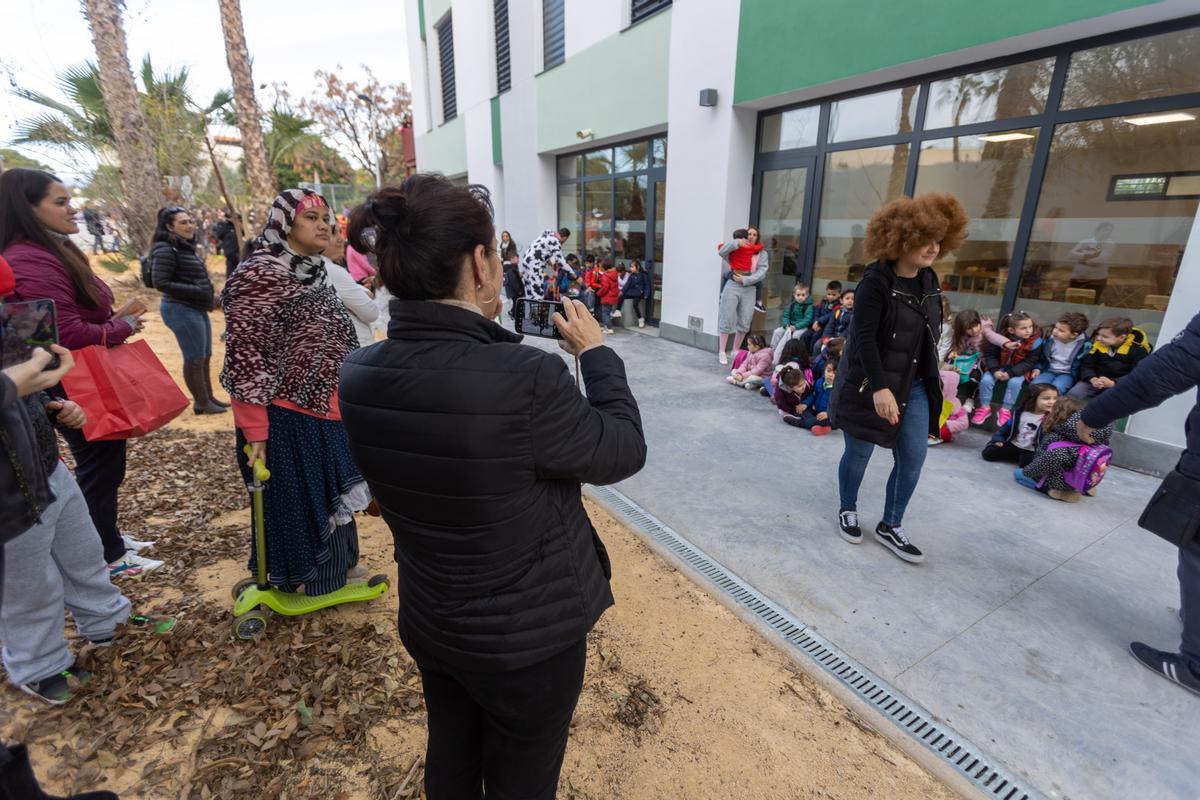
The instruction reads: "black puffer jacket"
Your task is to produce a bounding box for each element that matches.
[339,301,646,672]
[0,375,54,544]
[150,239,214,310]
[829,261,943,448]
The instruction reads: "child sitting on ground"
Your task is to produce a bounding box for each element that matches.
[1029,311,1089,394]
[972,311,1043,428]
[763,339,812,398]
[811,336,845,384]
[1016,400,1113,503]
[795,360,835,434]
[771,282,814,361]
[727,334,774,389]
[930,370,970,446]
[802,281,843,352]
[818,289,855,351]
[1067,316,1152,401]
[980,383,1059,466]
[773,365,810,426]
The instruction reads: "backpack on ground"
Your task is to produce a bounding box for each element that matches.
[1037,442,1113,494]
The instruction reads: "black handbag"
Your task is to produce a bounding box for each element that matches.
[1138,469,1200,548]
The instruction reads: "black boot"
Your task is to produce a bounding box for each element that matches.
[0,744,118,799]
[182,360,226,415]
[202,357,230,408]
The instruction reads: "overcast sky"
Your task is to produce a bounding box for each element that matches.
[0,0,411,181]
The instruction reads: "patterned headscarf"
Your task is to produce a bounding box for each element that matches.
[251,188,337,285]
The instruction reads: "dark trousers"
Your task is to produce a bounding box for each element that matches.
[1180,540,1200,669]
[417,638,587,800]
[58,426,127,564]
[980,443,1036,467]
[796,408,829,429]
[224,253,239,279]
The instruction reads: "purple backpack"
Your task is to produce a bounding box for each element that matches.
[1036,442,1113,493]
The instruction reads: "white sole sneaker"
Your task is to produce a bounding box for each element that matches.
[122,535,156,552]
[111,553,165,573]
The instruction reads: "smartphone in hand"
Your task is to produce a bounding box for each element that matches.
[0,299,60,369]
[513,298,565,339]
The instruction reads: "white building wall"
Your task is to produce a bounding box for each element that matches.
[564,0,623,59]
[404,2,432,135]
[659,0,754,341]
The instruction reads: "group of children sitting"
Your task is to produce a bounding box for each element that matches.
[724,279,1154,503]
[503,250,652,333]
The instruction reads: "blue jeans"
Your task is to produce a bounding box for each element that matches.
[600,304,614,328]
[978,370,1025,410]
[160,299,212,360]
[838,380,929,526]
[1030,371,1073,394]
[1012,467,1039,490]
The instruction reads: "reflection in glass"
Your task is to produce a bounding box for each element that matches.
[558,155,581,179]
[759,105,820,152]
[1017,108,1200,343]
[615,142,650,173]
[815,144,910,288]
[828,85,919,143]
[584,149,613,176]
[615,176,647,263]
[914,129,1039,318]
[925,58,1054,129]
[584,180,614,260]
[557,184,582,258]
[653,138,667,168]
[1062,27,1200,110]
[652,180,665,321]
[756,168,808,331]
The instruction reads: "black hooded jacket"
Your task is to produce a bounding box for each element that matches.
[338,300,646,672]
[828,260,943,448]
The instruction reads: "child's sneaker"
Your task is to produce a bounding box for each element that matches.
[638,318,645,328]
[758,387,770,397]
[874,522,925,563]
[754,302,766,313]
[725,376,737,384]
[927,435,942,447]
[108,552,163,575]
[996,408,1013,427]
[107,560,144,578]
[718,351,728,366]
[963,399,975,414]
[838,510,862,544]
[89,614,177,647]
[122,534,156,552]
[1048,488,1083,503]
[19,666,91,706]
[811,425,831,436]
[782,414,804,428]
[970,406,992,426]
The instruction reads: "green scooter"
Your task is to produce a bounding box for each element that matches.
[231,449,389,640]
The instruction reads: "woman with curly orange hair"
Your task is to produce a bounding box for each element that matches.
[828,193,968,564]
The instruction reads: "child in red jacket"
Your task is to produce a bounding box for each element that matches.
[596,260,620,333]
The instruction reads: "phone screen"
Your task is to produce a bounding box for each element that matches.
[514,298,564,339]
[0,299,59,369]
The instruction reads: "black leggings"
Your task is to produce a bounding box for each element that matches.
[981,442,1035,467]
[58,425,128,563]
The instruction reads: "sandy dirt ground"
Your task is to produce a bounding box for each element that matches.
[0,257,956,799]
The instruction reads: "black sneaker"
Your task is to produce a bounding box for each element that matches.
[758,387,769,397]
[838,510,862,544]
[875,522,925,563]
[19,666,91,705]
[782,414,804,428]
[754,302,767,314]
[1130,642,1200,698]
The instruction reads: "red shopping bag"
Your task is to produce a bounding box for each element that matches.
[61,340,189,440]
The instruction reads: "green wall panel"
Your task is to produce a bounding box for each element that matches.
[419,114,468,177]
[418,0,426,40]
[734,0,1165,104]
[491,96,503,165]
[536,9,670,153]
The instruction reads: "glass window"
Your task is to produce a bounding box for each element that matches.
[615,176,647,263]
[615,141,650,173]
[814,144,911,287]
[914,128,1040,318]
[557,184,582,257]
[584,180,614,260]
[828,85,920,143]
[558,155,581,179]
[759,105,820,152]
[1016,108,1200,343]
[925,58,1054,129]
[755,167,810,331]
[1062,27,1200,110]
[584,148,613,176]
[652,138,667,168]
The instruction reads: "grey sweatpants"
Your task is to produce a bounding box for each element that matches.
[0,462,130,686]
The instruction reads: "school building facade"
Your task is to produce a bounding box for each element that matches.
[404,0,1200,471]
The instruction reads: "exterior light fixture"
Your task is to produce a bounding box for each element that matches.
[699,89,718,107]
[1123,112,1196,126]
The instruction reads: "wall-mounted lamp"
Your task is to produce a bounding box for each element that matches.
[699,89,718,107]
[576,129,594,140]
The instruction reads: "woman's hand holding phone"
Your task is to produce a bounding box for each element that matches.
[2,345,74,397]
[553,299,604,357]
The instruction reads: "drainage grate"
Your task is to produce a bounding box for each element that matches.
[586,484,1044,800]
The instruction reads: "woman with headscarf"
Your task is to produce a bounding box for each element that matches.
[221,189,368,595]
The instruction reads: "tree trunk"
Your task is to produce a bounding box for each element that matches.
[217,0,275,222]
[81,0,163,256]
[203,133,244,244]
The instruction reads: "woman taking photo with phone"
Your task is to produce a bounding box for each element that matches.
[221,188,368,597]
[0,168,160,576]
[339,174,646,800]
[150,205,227,414]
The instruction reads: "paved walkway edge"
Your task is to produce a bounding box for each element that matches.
[585,484,1046,800]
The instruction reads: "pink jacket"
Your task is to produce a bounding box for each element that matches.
[939,371,969,437]
[735,347,774,378]
[4,240,133,349]
[346,245,376,283]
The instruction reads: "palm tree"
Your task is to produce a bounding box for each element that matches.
[11,63,114,156]
[217,0,276,216]
[81,0,163,254]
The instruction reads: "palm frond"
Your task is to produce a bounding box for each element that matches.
[11,115,96,153]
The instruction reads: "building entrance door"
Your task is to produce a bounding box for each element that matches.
[751,156,816,332]
[644,179,666,324]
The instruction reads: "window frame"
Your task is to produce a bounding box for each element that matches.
[631,0,672,26]
[494,0,511,95]
[435,14,457,123]
[543,0,566,71]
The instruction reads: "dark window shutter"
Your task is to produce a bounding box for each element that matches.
[543,0,565,70]
[495,0,511,94]
[437,17,457,121]
[631,0,671,25]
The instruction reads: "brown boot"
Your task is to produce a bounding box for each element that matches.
[183,360,227,414]
[203,356,230,407]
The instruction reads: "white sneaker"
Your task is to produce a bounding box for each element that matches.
[122,534,155,552]
[604,327,615,334]
[638,318,645,328]
[719,352,729,365]
[109,552,164,574]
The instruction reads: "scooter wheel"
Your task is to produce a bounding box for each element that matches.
[368,574,389,589]
[231,578,256,601]
[233,611,267,640]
